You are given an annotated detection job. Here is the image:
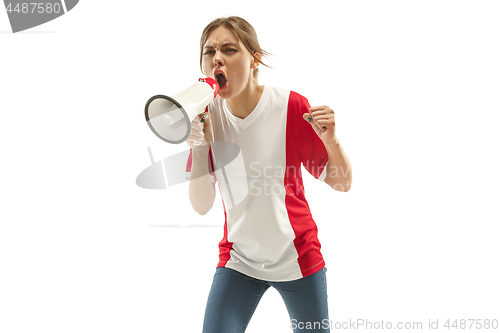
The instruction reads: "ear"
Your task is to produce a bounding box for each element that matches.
[250,52,261,69]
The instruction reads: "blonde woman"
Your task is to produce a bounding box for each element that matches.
[185,16,352,333]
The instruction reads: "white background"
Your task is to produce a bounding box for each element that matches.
[1,1,499,332]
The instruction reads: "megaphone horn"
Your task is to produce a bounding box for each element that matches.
[145,78,219,144]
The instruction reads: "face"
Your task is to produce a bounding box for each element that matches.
[202,25,258,100]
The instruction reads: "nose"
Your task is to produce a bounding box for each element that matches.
[213,50,224,68]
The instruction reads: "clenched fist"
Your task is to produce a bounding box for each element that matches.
[186,111,213,149]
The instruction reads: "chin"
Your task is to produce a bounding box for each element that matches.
[218,89,230,99]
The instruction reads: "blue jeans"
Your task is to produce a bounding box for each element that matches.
[202,267,330,333]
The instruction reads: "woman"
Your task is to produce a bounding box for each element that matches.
[185,16,352,333]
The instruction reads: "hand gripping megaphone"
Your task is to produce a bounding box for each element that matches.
[145,78,219,144]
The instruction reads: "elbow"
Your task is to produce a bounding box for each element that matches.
[192,204,213,216]
[332,184,351,192]
[339,178,352,192]
[189,199,213,215]
[189,193,215,215]
[326,178,352,192]
[341,184,351,192]
[188,180,216,215]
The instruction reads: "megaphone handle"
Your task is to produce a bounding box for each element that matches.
[194,108,210,145]
[191,106,210,146]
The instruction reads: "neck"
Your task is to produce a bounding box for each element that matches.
[226,80,264,119]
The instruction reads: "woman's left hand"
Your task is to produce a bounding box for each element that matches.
[303,106,336,144]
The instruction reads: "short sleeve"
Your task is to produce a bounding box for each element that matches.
[185,146,217,183]
[290,91,329,181]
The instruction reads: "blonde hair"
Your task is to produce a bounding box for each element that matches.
[200,16,271,80]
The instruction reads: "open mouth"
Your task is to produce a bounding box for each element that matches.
[215,71,227,89]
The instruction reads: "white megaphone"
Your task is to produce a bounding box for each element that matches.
[145,78,219,144]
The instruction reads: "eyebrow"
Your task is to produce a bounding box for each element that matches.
[203,42,238,49]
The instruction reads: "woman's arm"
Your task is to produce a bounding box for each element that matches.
[323,137,352,192]
[188,145,216,215]
[303,106,352,192]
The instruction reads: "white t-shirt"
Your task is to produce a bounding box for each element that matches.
[186,85,329,282]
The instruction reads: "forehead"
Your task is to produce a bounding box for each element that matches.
[204,25,241,47]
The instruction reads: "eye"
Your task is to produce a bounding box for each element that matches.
[225,48,237,53]
[203,50,214,56]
